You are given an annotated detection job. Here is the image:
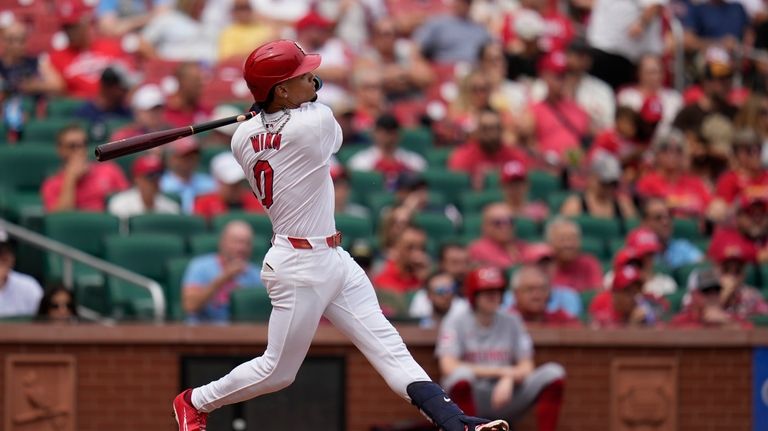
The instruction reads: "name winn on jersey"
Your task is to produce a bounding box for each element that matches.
[250,133,282,152]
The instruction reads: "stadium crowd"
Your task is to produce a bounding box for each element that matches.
[3,0,768,428]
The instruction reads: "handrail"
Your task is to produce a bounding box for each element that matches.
[0,218,166,322]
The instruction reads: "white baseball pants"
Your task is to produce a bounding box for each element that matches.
[191,241,431,412]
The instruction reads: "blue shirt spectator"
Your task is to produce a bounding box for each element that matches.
[160,137,216,213]
[683,0,750,41]
[182,221,263,323]
[414,0,491,64]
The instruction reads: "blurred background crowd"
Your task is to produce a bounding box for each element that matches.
[1,0,768,333]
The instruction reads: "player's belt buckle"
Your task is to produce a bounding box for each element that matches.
[326,231,342,248]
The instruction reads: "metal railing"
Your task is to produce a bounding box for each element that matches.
[0,218,166,322]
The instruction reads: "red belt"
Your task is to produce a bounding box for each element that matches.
[285,231,342,249]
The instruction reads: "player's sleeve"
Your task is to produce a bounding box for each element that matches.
[511,314,534,362]
[435,313,464,359]
[317,103,343,157]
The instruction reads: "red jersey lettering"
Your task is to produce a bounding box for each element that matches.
[250,133,282,152]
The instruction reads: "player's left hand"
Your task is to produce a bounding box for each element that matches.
[490,377,514,411]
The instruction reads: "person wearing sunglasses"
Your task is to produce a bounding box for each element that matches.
[672,268,751,329]
[408,271,469,329]
[709,195,768,264]
[36,285,79,323]
[709,129,768,221]
[468,203,528,269]
[0,230,43,319]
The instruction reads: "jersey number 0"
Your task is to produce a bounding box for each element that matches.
[253,160,274,209]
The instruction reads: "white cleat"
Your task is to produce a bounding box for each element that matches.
[474,419,510,431]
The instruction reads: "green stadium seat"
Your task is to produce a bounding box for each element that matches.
[746,264,768,289]
[0,189,44,223]
[528,170,561,201]
[422,169,470,205]
[750,315,768,327]
[349,170,385,196]
[200,147,229,172]
[399,127,433,155]
[44,212,120,283]
[413,213,455,238]
[623,218,641,234]
[581,237,606,261]
[365,191,445,223]
[570,215,622,239]
[46,97,86,118]
[189,233,271,264]
[607,238,626,256]
[230,287,272,322]
[104,234,186,319]
[165,257,191,321]
[335,214,373,241]
[0,146,60,192]
[129,214,208,242]
[21,119,84,143]
[673,261,712,288]
[672,218,703,241]
[213,212,273,236]
[546,191,573,214]
[579,290,598,322]
[514,217,541,241]
[462,213,482,239]
[664,289,687,316]
[425,147,452,168]
[460,189,503,214]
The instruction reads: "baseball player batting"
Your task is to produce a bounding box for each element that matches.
[171,40,509,431]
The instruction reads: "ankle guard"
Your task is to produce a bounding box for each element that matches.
[406,381,464,428]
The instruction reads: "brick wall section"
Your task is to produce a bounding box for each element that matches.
[0,326,764,431]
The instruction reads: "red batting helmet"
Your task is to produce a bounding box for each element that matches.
[243,40,322,102]
[464,267,507,307]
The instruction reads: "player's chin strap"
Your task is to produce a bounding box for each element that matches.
[407,382,501,431]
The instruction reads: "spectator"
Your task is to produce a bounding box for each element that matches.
[373,225,430,295]
[217,0,275,61]
[49,0,133,99]
[507,243,582,317]
[617,54,684,136]
[436,266,565,431]
[201,104,242,148]
[498,161,549,223]
[159,137,216,214]
[110,84,170,141]
[74,65,135,141]
[448,109,529,189]
[140,0,217,62]
[636,130,713,219]
[683,0,750,53]
[532,37,616,130]
[510,265,581,327]
[108,154,180,221]
[182,220,262,323]
[414,0,492,64]
[546,217,603,292]
[589,107,648,182]
[561,152,637,224]
[347,113,426,180]
[500,0,574,54]
[672,268,752,328]
[357,17,434,99]
[408,271,470,329]
[294,11,352,106]
[448,69,499,134]
[589,264,665,328]
[438,243,471,294]
[332,166,370,219]
[503,9,545,81]
[41,124,129,212]
[587,0,667,90]
[35,285,79,323]
[709,195,768,263]
[349,68,386,134]
[468,203,528,269]
[0,21,64,141]
[521,50,591,169]
[629,198,704,269]
[96,0,171,37]
[710,129,768,220]
[163,62,213,128]
[733,94,768,165]
[674,48,739,131]
[193,152,263,220]
[476,41,529,116]
[604,246,678,297]
[0,230,43,318]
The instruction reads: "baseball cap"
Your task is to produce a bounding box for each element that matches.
[210,152,245,185]
[169,136,200,156]
[295,11,333,32]
[690,268,721,292]
[131,84,165,111]
[538,50,568,75]
[710,240,755,264]
[57,0,92,26]
[522,243,554,264]
[612,265,643,291]
[132,154,164,178]
[590,151,621,183]
[375,113,400,131]
[703,46,733,79]
[211,105,242,137]
[514,9,545,41]
[614,247,643,270]
[500,160,528,183]
[639,95,663,124]
[101,65,139,90]
[465,267,507,306]
[625,228,662,255]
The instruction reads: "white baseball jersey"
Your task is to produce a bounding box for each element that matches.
[231,102,343,238]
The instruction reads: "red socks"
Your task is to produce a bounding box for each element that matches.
[535,379,564,431]
[448,380,477,416]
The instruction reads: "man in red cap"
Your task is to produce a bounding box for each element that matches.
[436,266,566,431]
[173,40,509,431]
[48,0,133,99]
[448,109,529,189]
[709,195,768,264]
[605,244,677,297]
[521,50,591,167]
[628,197,703,269]
[108,154,179,222]
[498,160,549,223]
[588,264,665,328]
